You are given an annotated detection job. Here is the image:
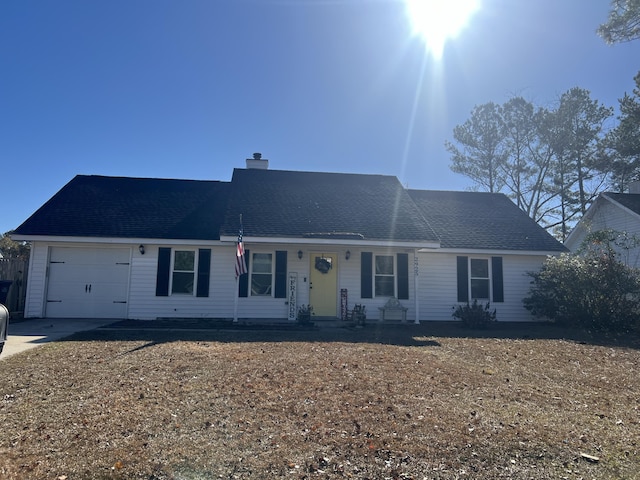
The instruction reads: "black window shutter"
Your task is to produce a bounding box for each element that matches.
[361,252,373,299]
[456,256,469,302]
[491,256,504,303]
[196,249,211,297]
[156,247,171,296]
[274,250,287,298]
[397,253,409,300]
[238,249,250,297]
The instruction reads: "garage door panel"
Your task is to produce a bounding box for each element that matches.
[46,298,127,319]
[46,280,90,299]
[54,265,126,282]
[92,282,128,300]
[46,247,131,318]
[50,247,130,264]
[49,266,91,285]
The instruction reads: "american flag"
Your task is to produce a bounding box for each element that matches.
[235,219,247,278]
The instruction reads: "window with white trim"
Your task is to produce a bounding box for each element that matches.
[469,258,490,300]
[375,255,395,297]
[251,253,273,296]
[172,250,196,294]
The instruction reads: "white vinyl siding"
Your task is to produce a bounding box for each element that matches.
[22,242,550,323]
[340,249,416,321]
[23,242,49,318]
[419,252,548,322]
[129,245,294,320]
[566,199,640,268]
[129,245,227,320]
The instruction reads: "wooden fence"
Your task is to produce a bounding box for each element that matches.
[0,258,29,315]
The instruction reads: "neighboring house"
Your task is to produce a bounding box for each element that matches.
[12,155,566,322]
[565,191,640,267]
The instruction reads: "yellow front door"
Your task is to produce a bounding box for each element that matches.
[309,253,338,317]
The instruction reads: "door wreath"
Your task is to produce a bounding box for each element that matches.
[314,256,332,274]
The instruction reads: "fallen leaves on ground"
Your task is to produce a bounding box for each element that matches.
[0,323,638,479]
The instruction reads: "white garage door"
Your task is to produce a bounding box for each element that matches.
[46,247,131,318]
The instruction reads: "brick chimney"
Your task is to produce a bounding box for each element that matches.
[246,152,269,170]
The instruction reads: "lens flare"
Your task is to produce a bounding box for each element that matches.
[405,0,480,59]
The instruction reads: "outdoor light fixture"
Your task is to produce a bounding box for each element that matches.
[139,245,145,255]
[298,250,303,260]
[345,250,351,260]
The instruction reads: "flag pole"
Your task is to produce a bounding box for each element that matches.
[233,214,246,324]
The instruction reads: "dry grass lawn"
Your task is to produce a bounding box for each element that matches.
[1,322,639,479]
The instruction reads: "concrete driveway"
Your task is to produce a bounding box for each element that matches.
[1,318,116,360]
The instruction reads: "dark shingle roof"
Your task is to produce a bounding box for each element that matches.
[604,192,640,216]
[14,175,229,240]
[14,170,566,252]
[220,169,439,243]
[407,190,566,252]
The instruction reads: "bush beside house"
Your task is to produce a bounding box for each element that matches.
[524,249,640,333]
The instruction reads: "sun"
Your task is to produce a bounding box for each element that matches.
[405,0,480,59]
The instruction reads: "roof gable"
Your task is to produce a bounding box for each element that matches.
[407,190,566,252]
[603,193,640,219]
[220,169,440,243]
[565,192,640,250]
[15,175,229,240]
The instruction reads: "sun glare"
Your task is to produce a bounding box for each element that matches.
[405,0,480,59]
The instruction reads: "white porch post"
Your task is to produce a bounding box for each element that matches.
[233,275,239,323]
[414,251,420,324]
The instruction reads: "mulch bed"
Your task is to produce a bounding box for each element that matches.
[1,322,638,479]
[106,318,319,331]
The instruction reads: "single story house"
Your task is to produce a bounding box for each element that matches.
[12,154,566,322]
[565,189,640,267]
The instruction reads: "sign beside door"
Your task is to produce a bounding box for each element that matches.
[288,273,297,321]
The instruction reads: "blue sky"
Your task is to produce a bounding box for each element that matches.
[2,0,639,234]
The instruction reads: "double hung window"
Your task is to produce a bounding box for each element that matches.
[361,252,409,300]
[469,258,490,300]
[457,256,504,303]
[156,247,211,298]
[251,253,273,296]
[172,250,195,294]
[375,255,395,297]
